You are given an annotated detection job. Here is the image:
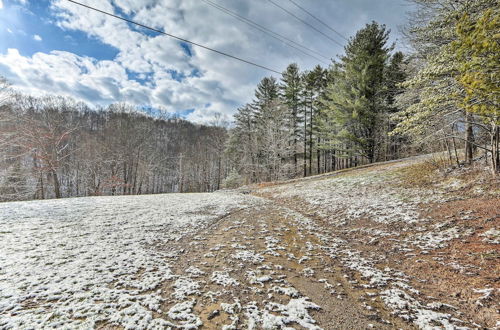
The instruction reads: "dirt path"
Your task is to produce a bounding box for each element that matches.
[156,159,498,329]
[160,202,409,329]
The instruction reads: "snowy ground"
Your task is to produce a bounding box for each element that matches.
[0,193,263,328]
[1,159,498,329]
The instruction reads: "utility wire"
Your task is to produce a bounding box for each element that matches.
[286,0,348,41]
[201,0,330,64]
[65,0,282,74]
[267,0,344,48]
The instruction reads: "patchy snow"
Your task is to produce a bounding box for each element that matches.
[211,271,240,287]
[185,266,205,278]
[0,192,262,328]
[172,277,201,300]
[167,299,203,329]
[381,289,468,329]
[480,228,500,244]
[270,286,301,298]
[244,298,322,329]
[231,250,265,264]
[247,271,272,287]
[302,267,315,277]
[406,222,475,251]
[260,166,439,226]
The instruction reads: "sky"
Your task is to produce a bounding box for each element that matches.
[0,0,414,123]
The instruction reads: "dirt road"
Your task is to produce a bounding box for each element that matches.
[160,160,499,329]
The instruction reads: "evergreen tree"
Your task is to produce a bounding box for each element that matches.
[384,51,408,159]
[322,22,392,163]
[280,64,303,174]
[303,65,328,175]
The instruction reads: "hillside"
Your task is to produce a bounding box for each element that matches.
[0,157,498,329]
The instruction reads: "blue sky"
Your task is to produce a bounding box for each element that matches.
[0,0,414,123]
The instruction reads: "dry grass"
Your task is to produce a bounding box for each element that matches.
[256,181,279,188]
[400,197,500,328]
[397,157,448,187]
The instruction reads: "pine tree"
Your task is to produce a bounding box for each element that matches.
[280,64,303,175]
[303,66,327,175]
[384,51,407,159]
[322,22,392,163]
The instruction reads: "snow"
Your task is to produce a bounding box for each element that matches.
[172,277,201,300]
[270,286,301,298]
[211,271,240,287]
[258,163,475,328]
[381,289,468,329]
[167,299,203,329]
[244,298,322,330]
[231,250,265,264]
[0,192,261,328]
[185,266,205,277]
[1,159,488,329]
[260,165,437,226]
[480,228,500,244]
[408,223,474,251]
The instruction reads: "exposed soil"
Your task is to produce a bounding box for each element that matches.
[163,205,408,329]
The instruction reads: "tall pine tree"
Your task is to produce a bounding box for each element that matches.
[322,22,392,163]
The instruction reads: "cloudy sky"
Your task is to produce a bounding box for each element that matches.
[0,0,413,123]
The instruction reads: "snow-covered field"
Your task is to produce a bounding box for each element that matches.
[0,193,261,328]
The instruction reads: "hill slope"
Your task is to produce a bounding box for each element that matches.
[1,157,498,329]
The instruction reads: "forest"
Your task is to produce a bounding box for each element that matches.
[0,93,229,200]
[0,0,498,201]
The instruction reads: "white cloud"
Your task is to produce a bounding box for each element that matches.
[33,34,42,41]
[6,28,12,33]
[0,0,410,123]
[0,0,3,10]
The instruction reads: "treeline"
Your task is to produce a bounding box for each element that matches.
[227,0,499,184]
[1,0,498,201]
[227,22,407,184]
[0,90,228,201]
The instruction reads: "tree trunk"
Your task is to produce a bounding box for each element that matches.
[331,149,336,171]
[316,138,321,174]
[52,169,61,198]
[443,134,453,166]
[308,102,313,175]
[452,136,460,167]
[491,123,499,175]
[303,109,307,177]
[465,111,474,165]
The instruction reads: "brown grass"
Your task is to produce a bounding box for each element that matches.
[397,158,447,187]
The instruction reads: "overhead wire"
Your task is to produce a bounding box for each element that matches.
[266,0,344,48]
[286,0,348,41]
[65,0,282,74]
[200,0,330,64]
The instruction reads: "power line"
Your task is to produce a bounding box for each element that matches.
[286,0,348,41]
[201,0,330,64]
[65,0,282,74]
[202,0,329,63]
[267,0,344,48]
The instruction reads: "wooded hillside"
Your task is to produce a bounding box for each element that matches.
[0,91,228,201]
